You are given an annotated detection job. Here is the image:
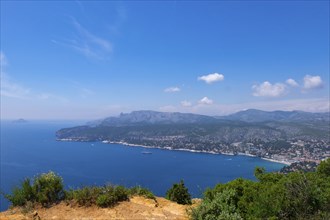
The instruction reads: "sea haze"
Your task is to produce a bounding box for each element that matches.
[0,121,284,211]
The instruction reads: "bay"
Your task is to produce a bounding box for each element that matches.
[0,121,284,211]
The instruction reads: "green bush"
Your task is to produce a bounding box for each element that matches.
[166,180,192,205]
[70,186,102,206]
[96,194,116,207]
[191,165,330,219]
[5,178,33,206]
[190,189,242,220]
[129,186,155,200]
[67,185,129,208]
[4,172,64,207]
[32,171,64,206]
[317,158,330,177]
[113,186,129,201]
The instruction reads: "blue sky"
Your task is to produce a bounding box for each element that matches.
[1,1,329,119]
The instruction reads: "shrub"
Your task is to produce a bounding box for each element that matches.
[96,194,116,207]
[5,178,33,206]
[317,158,330,177]
[70,186,102,206]
[32,171,64,206]
[113,186,129,201]
[166,180,192,205]
[129,186,155,200]
[4,172,64,207]
[190,189,242,220]
[67,185,129,208]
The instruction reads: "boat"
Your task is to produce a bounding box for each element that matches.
[142,151,152,154]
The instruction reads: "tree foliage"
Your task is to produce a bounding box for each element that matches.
[191,158,330,220]
[317,158,330,176]
[4,172,64,207]
[166,180,192,205]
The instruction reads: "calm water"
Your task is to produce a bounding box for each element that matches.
[0,121,284,211]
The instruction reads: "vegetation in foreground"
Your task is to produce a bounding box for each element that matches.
[2,172,155,209]
[166,180,192,205]
[190,158,330,220]
[2,158,330,220]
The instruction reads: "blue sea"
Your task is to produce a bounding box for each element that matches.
[0,121,284,211]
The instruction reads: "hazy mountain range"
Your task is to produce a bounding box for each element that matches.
[217,109,329,123]
[87,109,329,126]
[57,109,329,143]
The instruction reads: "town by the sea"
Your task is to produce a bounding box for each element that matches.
[0,121,285,211]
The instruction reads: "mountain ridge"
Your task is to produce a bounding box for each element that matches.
[87,109,329,126]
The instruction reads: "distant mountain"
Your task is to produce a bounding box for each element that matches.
[12,118,28,123]
[218,109,330,123]
[86,109,330,126]
[88,110,217,127]
[56,109,330,164]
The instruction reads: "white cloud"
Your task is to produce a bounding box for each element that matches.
[198,73,224,84]
[0,52,68,103]
[198,97,213,105]
[286,78,299,87]
[0,75,31,99]
[38,93,69,103]
[0,52,30,99]
[164,87,180,93]
[303,75,323,89]
[1,51,7,67]
[54,18,113,60]
[181,100,192,107]
[252,81,287,97]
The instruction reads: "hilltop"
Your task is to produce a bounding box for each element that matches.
[0,196,197,220]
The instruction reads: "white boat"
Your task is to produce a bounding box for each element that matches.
[142,151,152,154]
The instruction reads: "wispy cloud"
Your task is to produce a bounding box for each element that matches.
[54,18,113,60]
[75,0,85,13]
[1,52,30,99]
[37,93,69,103]
[107,4,127,35]
[1,74,31,99]
[198,73,224,84]
[181,100,192,107]
[303,75,323,89]
[80,88,95,98]
[1,51,8,66]
[68,80,95,98]
[252,81,287,97]
[1,52,68,103]
[164,87,180,93]
[198,97,213,105]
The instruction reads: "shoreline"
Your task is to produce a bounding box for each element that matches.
[103,141,292,165]
[58,138,291,166]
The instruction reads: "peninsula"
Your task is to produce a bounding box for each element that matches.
[56,109,330,165]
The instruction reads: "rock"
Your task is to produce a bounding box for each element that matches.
[33,211,41,220]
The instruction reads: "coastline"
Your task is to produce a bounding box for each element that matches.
[104,140,292,165]
[58,138,291,166]
[260,157,291,166]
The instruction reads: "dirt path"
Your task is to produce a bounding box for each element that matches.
[0,196,199,220]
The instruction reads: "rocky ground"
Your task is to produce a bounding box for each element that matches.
[0,196,200,220]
